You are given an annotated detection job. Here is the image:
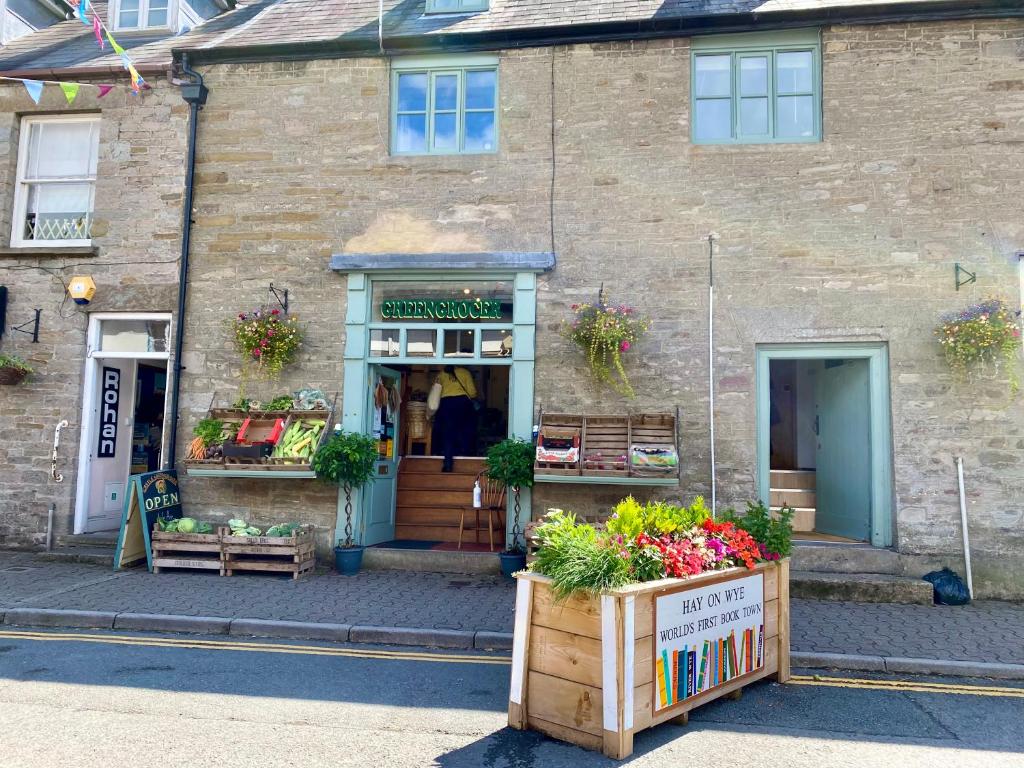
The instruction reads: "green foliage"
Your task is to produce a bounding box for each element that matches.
[936,297,1022,392]
[265,395,294,410]
[531,510,632,599]
[722,501,794,558]
[485,438,535,490]
[563,296,651,398]
[193,418,225,445]
[606,495,712,538]
[0,354,32,373]
[313,431,379,491]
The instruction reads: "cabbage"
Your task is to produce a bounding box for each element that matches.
[227,518,246,530]
[177,517,197,534]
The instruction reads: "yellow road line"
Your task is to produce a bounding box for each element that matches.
[0,629,512,665]
[790,674,1024,698]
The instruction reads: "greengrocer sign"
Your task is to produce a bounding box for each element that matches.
[380,298,502,321]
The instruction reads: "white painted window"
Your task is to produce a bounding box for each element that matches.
[11,116,101,248]
[2,9,34,44]
[114,0,173,29]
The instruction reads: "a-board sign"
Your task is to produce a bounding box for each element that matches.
[652,571,765,713]
[113,469,183,571]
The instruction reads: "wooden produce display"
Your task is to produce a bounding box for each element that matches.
[534,414,583,475]
[581,416,629,478]
[508,559,790,760]
[628,413,678,478]
[151,527,226,574]
[221,524,316,580]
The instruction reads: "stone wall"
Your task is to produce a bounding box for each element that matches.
[0,80,187,546]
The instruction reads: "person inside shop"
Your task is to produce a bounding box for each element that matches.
[432,365,478,472]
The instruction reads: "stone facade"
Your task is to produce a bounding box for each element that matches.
[0,79,188,546]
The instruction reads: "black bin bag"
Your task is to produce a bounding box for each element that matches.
[923,568,971,606]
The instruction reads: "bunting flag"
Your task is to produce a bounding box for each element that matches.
[127,64,144,94]
[60,82,80,104]
[106,30,125,56]
[75,0,89,24]
[22,79,43,104]
[92,15,104,48]
[97,84,114,98]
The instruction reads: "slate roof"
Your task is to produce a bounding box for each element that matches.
[0,0,1018,74]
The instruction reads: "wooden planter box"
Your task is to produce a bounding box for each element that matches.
[151,527,226,574]
[508,559,790,759]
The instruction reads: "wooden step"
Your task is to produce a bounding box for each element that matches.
[396,523,505,545]
[771,506,815,533]
[770,488,817,508]
[770,469,815,490]
[398,488,480,508]
[396,507,493,526]
[398,473,481,491]
[400,457,485,475]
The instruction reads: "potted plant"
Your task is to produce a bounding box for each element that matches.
[936,297,1022,393]
[485,438,535,577]
[232,307,302,381]
[563,289,650,398]
[0,354,32,385]
[312,430,378,575]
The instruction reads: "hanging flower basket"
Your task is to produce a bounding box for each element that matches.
[563,291,650,398]
[0,355,32,385]
[936,297,1022,393]
[232,307,302,381]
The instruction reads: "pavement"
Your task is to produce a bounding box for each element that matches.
[1,628,1023,767]
[2,550,1024,678]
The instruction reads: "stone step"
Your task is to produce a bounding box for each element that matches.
[55,533,118,548]
[791,570,933,605]
[791,542,901,575]
[363,546,499,575]
[35,547,115,567]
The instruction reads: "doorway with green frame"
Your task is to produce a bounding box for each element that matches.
[756,343,893,547]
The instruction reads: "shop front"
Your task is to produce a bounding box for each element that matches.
[331,253,553,556]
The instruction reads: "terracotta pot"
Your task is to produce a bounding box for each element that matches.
[0,366,28,385]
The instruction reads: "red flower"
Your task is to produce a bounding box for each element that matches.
[271,308,280,315]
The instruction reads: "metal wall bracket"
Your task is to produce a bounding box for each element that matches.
[269,283,289,315]
[955,263,976,292]
[10,308,42,342]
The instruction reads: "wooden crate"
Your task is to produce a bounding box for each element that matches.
[508,560,790,760]
[581,416,630,477]
[629,413,679,479]
[266,413,331,466]
[535,414,583,476]
[151,527,226,575]
[221,525,316,580]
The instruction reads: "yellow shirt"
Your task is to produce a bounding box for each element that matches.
[438,368,477,399]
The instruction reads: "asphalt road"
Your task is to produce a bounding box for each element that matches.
[1,629,1022,768]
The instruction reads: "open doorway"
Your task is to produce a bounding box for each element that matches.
[757,344,892,548]
[74,314,170,534]
[363,362,510,549]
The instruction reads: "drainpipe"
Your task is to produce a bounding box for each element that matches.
[165,54,208,470]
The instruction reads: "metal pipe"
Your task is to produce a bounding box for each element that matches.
[166,54,208,470]
[707,233,717,517]
[46,504,54,552]
[956,456,974,600]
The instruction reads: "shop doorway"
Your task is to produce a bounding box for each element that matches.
[363,362,511,547]
[74,314,171,534]
[756,344,893,548]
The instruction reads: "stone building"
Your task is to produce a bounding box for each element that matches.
[3,0,1023,599]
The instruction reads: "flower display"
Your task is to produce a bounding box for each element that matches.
[564,293,650,398]
[936,297,1022,392]
[233,307,302,379]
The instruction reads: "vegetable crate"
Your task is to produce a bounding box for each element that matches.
[535,415,583,476]
[509,559,790,760]
[581,416,629,478]
[265,412,331,467]
[629,413,679,478]
[221,524,316,580]
[151,527,227,575]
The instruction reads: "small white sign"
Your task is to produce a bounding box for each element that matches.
[653,572,765,712]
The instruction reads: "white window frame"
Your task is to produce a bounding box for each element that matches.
[425,0,488,14]
[11,114,101,249]
[112,0,177,30]
[1,7,35,45]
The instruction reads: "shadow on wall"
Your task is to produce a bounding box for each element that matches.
[343,212,489,254]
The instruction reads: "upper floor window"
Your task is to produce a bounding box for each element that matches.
[2,9,33,44]
[11,116,100,247]
[425,0,488,13]
[691,29,821,144]
[114,0,171,29]
[391,56,498,156]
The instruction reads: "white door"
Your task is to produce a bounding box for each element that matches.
[85,359,137,532]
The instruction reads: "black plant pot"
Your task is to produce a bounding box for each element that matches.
[334,545,365,576]
[500,551,527,579]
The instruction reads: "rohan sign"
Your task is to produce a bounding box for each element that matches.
[380,298,503,321]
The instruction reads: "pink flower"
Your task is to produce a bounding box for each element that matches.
[238,313,246,320]
[271,308,280,315]
[253,349,262,357]
[620,340,631,352]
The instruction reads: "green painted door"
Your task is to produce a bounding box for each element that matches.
[363,365,401,546]
[814,359,872,541]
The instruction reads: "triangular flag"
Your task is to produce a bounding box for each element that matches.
[127,64,142,93]
[106,30,124,56]
[75,0,90,24]
[93,15,104,48]
[22,79,43,104]
[119,52,131,69]
[60,82,80,105]
[96,84,114,98]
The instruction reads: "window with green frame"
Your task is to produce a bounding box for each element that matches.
[425,0,488,13]
[691,30,821,144]
[392,58,498,155]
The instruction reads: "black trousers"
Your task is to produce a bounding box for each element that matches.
[433,395,476,465]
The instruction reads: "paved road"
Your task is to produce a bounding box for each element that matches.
[1,628,1022,767]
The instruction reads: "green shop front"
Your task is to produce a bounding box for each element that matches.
[331,252,552,562]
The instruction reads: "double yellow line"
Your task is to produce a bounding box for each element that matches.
[0,629,511,665]
[789,674,1024,699]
